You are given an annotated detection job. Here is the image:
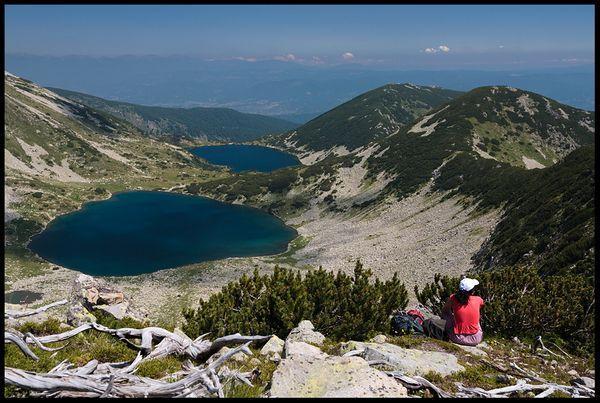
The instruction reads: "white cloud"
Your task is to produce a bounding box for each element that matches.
[498,45,505,49]
[274,53,297,62]
[233,56,257,62]
[423,45,450,54]
[342,52,354,60]
[311,56,324,64]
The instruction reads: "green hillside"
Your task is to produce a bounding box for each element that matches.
[50,87,297,142]
[437,146,594,278]
[264,83,462,153]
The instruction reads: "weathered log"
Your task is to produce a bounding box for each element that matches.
[5,331,39,361]
[5,300,68,319]
[385,371,453,398]
[16,322,270,364]
[5,342,254,398]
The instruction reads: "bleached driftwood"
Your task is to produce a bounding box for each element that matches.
[385,371,594,399]
[4,316,272,398]
[385,371,453,398]
[5,342,256,398]
[5,331,40,361]
[8,322,269,364]
[5,299,68,319]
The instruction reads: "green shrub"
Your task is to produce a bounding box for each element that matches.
[17,318,63,336]
[136,356,182,379]
[415,266,594,353]
[92,308,147,329]
[183,261,408,341]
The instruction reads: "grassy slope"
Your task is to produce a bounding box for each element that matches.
[264,83,462,152]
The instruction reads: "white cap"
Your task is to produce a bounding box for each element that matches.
[459,278,479,292]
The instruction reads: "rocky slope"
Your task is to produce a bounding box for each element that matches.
[51,87,297,142]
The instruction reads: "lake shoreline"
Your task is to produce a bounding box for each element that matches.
[27,189,299,277]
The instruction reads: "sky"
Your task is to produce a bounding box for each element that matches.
[4,4,595,69]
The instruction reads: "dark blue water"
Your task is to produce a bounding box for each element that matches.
[190,144,300,173]
[5,290,43,304]
[28,191,297,276]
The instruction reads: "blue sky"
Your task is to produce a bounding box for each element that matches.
[4,5,595,68]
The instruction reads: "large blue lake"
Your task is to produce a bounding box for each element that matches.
[28,191,297,276]
[190,144,300,173]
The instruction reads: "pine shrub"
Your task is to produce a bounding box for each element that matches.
[182,261,408,341]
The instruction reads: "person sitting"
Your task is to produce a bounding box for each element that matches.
[422,277,484,346]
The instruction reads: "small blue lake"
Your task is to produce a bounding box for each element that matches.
[28,191,297,276]
[190,144,300,173]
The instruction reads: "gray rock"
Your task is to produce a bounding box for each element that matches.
[286,320,325,346]
[270,355,408,397]
[285,341,327,360]
[572,376,595,389]
[95,302,129,320]
[355,342,465,377]
[567,369,579,377]
[260,335,285,357]
[370,334,387,344]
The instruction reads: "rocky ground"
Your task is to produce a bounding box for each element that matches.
[289,185,499,303]
[5,288,595,399]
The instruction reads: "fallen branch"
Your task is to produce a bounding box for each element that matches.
[5,331,39,361]
[532,336,564,360]
[385,371,453,398]
[5,342,256,398]
[5,300,68,319]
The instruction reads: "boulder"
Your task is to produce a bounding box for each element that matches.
[286,320,325,346]
[85,287,100,304]
[270,355,407,397]
[95,302,129,320]
[70,274,141,323]
[260,335,285,357]
[370,334,387,344]
[98,291,124,305]
[285,341,327,360]
[348,342,464,377]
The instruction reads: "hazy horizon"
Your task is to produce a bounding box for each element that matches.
[5,5,594,70]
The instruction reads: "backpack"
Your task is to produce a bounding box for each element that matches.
[391,311,424,335]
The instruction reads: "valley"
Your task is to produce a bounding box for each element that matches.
[4,74,595,331]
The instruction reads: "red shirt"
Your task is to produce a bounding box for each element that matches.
[450,294,484,335]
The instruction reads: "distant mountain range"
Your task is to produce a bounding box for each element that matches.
[5,55,595,117]
[49,87,297,142]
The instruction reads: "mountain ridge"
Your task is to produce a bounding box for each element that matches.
[48,87,298,142]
